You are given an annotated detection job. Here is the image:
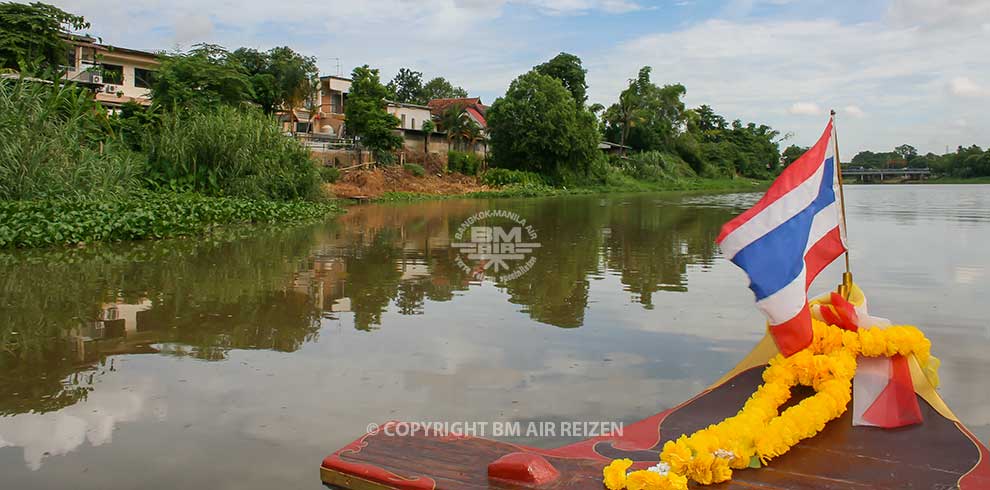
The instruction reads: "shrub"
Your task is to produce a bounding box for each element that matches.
[0,193,341,248]
[447,150,481,175]
[143,106,321,201]
[480,168,544,187]
[320,166,340,183]
[0,78,147,200]
[403,163,425,177]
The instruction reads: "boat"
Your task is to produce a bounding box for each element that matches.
[319,116,990,489]
[319,284,990,489]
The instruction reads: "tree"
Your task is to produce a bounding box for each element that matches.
[386,68,425,104]
[487,70,598,179]
[421,76,467,101]
[894,144,918,162]
[345,65,402,155]
[151,44,253,109]
[421,119,435,160]
[228,46,318,114]
[533,52,588,106]
[781,144,809,167]
[603,67,686,152]
[0,2,89,74]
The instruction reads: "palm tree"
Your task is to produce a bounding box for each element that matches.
[438,106,468,151]
[421,119,435,161]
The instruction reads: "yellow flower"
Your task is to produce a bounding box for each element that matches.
[660,438,692,474]
[710,457,733,483]
[603,458,633,490]
[626,470,663,490]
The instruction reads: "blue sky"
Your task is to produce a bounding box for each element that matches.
[51,0,989,155]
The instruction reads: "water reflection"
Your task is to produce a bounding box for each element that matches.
[2,187,989,484]
[0,195,736,421]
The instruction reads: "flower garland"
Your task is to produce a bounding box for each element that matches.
[603,320,936,490]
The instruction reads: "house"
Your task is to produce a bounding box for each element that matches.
[598,141,631,156]
[316,75,352,136]
[386,100,446,157]
[427,97,489,157]
[61,34,159,107]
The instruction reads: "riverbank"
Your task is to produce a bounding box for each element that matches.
[922,176,990,184]
[329,166,767,203]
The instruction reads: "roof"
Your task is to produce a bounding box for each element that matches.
[598,141,631,150]
[61,33,159,60]
[428,97,488,128]
[427,97,482,114]
[384,99,432,110]
[320,75,352,82]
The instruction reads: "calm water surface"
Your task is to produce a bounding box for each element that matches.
[1,185,988,489]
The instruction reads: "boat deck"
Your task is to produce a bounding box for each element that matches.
[321,366,990,489]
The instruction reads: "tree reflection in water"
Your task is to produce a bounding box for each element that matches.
[0,193,738,415]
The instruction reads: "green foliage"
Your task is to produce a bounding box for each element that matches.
[320,166,340,183]
[603,67,686,152]
[617,151,697,182]
[487,70,599,180]
[0,193,340,248]
[0,2,89,74]
[0,78,146,200]
[228,46,318,113]
[480,168,545,187]
[447,150,481,175]
[386,67,425,104]
[151,44,253,109]
[346,65,402,154]
[533,52,588,106]
[143,105,321,200]
[913,145,990,178]
[403,163,425,177]
[421,76,467,101]
[781,144,808,167]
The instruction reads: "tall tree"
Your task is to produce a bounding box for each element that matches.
[421,76,467,101]
[0,2,89,74]
[386,68,425,104]
[487,70,598,179]
[345,65,402,154]
[151,44,253,109]
[781,144,809,166]
[228,46,318,114]
[603,67,686,152]
[533,52,588,106]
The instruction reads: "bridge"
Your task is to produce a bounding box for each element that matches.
[841,166,931,182]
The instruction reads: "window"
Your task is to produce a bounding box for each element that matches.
[401,114,406,128]
[411,118,415,130]
[65,47,77,71]
[101,64,123,84]
[134,67,154,89]
[330,92,343,114]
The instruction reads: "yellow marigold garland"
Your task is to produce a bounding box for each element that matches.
[603,320,936,490]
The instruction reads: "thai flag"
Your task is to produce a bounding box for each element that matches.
[717,119,847,356]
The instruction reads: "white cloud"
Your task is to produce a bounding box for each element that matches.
[843,105,865,118]
[587,15,990,154]
[788,102,822,116]
[949,77,985,98]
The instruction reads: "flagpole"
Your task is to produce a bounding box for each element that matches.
[831,109,853,298]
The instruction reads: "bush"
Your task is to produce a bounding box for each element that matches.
[320,166,340,183]
[144,106,321,201]
[0,79,147,200]
[0,193,341,248]
[480,168,544,187]
[403,163,425,177]
[447,150,481,175]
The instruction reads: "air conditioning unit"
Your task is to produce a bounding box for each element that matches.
[104,85,119,94]
[91,74,102,84]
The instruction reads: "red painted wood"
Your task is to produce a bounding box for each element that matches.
[487,452,559,485]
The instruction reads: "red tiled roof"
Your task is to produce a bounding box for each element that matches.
[427,97,487,128]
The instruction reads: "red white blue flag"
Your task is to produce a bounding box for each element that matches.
[717,118,847,356]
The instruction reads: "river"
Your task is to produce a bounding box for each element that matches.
[1,184,988,489]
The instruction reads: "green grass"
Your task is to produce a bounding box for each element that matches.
[372,176,766,203]
[0,193,341,248]
[922,176,990,184]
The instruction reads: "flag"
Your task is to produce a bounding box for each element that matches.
[717,118,847,356]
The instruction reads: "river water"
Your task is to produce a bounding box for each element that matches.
[1,185,988,489]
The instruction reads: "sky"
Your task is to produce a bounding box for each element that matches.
[48,0,989,155]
